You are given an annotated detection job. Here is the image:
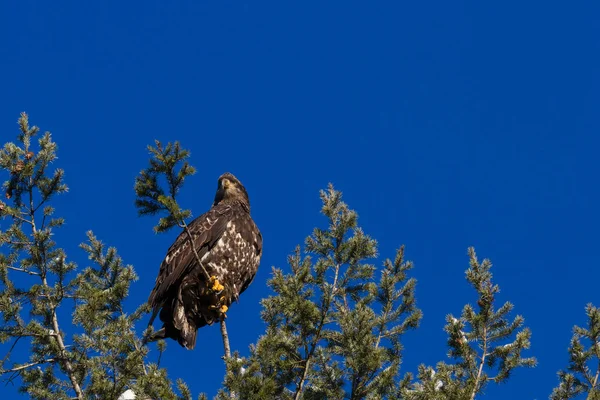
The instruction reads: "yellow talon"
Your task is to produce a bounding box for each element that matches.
[220,305,228,313]
[209,276,224,292]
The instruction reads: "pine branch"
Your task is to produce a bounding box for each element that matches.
[471,328,487,400]
[33,212,84,400]
[294,262,340,400]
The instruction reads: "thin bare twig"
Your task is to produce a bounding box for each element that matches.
[6,266,39,276]
[4,240,32,246]
[157,347,164,369]
[1,358,55,374]
[9,214,33,226]
[179,221,212,281]
[1,337,22,370]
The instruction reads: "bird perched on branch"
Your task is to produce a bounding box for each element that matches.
[146,172,263,349]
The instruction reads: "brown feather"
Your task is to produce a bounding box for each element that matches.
[146,173,262,349]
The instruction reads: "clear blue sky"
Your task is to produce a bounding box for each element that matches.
[1,1,599,398]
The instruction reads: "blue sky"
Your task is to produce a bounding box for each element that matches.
[1,1,599,398]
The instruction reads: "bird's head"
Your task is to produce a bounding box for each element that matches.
[213,172,250,210]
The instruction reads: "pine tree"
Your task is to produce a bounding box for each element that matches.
[401,248,536,400]
[551,303,600,400]
[216,185,422,400]
[0,113,195,399]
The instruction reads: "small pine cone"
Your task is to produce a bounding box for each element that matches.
[13,161,25,173]
[0,202,5,213]
[5,189,12,200]
[25,151,34,160]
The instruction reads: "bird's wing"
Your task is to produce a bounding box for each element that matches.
[254,226,263,257]
[237,224,263,298]
[147,204,232,321]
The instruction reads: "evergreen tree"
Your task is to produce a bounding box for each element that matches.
[0,113,195,399]
[0,113,552,399]
[551,303,600,400]
[216,185,422,400]
[401,248,536,400]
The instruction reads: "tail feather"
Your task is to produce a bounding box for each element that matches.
[145,277,220,350]
[180,326,197,349]
[172,296,197,349]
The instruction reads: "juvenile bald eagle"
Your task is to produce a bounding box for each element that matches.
[146,172,262,349]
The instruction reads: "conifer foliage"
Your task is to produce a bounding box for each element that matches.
[0,113,194,400]
[4,113,598,399]
[401,248,536,400]
[551,304,600,399]
[217,185,422,399]
[134,140,196,234]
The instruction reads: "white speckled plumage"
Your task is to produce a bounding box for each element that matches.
[146,173,262,349]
